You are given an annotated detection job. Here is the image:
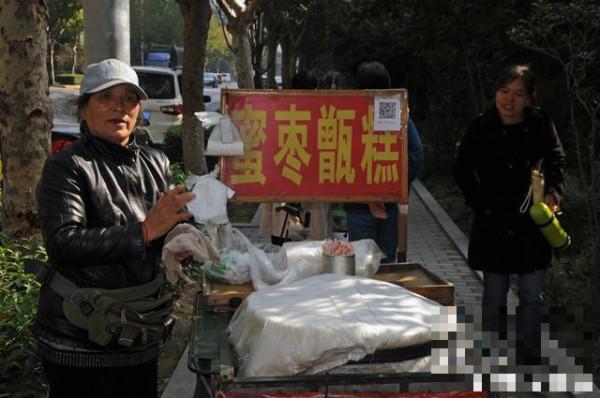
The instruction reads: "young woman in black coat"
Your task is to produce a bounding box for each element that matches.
[455,64,565,365]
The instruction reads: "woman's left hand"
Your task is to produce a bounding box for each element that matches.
[143,185,196,242]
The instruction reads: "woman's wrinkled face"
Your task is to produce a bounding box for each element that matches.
[495,77,531,125]
[81,84,140,146]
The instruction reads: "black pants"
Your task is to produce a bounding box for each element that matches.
[43,358,158,398]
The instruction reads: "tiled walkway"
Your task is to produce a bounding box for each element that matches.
[407,183,483,306]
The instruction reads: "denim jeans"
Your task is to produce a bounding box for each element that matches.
[482,269,546,364]
[346,204,398,263]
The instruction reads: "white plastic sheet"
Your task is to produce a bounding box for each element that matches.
[228,273,440,377]
[209,226,385,288]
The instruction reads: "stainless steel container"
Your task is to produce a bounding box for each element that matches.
[322,254,356,275]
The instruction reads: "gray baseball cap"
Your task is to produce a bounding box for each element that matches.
[80,58,148,100]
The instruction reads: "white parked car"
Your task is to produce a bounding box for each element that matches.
[49,87,80,153]
[134,66,221,144]
[133,66,183,143]
[203,87,221,112]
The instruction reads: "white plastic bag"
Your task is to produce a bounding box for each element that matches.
[202,252,250,285]
[207,227,286,288]
[276,240,324,285]
[276,239,384,286]
[352,239,385,277]
[185,167,235,225]
[204,115,244,156]
[162,223,219,284]
[203,226,385,288]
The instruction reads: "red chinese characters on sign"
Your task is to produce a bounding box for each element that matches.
[220,90,408,203]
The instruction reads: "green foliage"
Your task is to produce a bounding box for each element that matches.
[206,17,235,73]
[54,73,83,85]
[170,162,187,186]
[546,172,598,306]
[48,0,81,41]
[130,0,184,64]
[325,0,533,175]
[48,0,83,72]
[163,123,184,165]
[65,8,84,38]
[0,234,47,397]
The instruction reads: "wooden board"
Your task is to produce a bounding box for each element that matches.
[374,263,454,306]
[201,262,453,311]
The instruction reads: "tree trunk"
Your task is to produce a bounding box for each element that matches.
[81,0,130,65]
[230,21,254,89]
[49,41,56,85]
[177,0,212,176]
[280,38,297,89]
[72,43,78,74]
[250,14,265,89]
[266,40,277,88]
[0,1,51,236]
[252,42,264,89]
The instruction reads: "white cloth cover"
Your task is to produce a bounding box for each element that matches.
[228,273,440,377]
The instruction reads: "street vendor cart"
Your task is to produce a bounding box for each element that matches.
[190,262,464,398]
[187,89,476,398]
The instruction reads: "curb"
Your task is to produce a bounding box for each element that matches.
[160,346,194,398]
[411,179,483,282]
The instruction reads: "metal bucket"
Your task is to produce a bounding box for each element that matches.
[322,254,356,276]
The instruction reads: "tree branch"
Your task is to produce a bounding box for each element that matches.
[216,0,238,19]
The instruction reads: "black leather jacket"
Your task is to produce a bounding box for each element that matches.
[35,128,173,351]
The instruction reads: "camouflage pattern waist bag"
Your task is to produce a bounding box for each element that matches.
[61,274,175,348]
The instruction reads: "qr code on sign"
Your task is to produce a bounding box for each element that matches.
[379,101,397,120]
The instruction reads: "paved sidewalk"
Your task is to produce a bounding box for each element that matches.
[408,181,483,306]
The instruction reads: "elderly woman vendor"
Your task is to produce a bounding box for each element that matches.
[35,59,195,398]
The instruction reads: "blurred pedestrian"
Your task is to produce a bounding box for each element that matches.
[454,64,565,364]
[319,70,343,90]
[345,61,423,263]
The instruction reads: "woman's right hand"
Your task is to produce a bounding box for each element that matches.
[543,193,560,213]
[368,202,388,219]
[143,185,196,242]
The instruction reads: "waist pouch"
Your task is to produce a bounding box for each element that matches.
[26,259,175,348]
